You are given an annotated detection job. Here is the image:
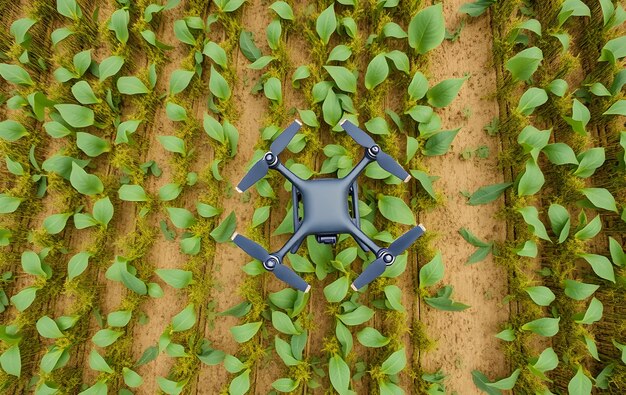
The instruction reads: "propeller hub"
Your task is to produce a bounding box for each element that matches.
[263,255,279,271]
[264,152,278,166]
[366,145,380,159]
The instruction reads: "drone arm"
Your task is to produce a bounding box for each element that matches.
[342,154,373,186]
[274,226,308,260]
[274,161,305,189]
[347,220,381,254]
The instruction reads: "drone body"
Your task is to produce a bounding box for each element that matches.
[232,119,425,292]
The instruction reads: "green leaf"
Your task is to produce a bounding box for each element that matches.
[0,194,22,213]
[0,345,20,377]
[356,327,389,348]
[36,316,64,338]
[329,355,350,394]
[117,76,150,95]
[119,184,149,202]
[574,215,601,241]
[324,276,349,303]
[172,304,196,332]
[115,120,142,144]
[229,369,250,395]
[272,378,298,392]
[564,279,599,300]
[558,0,591,25]
[408,4,445,54]
[203,41,228,68]
[120,268,147,295]
[518,206,550,241]
[92,196,114,227]
[72,81,99,105]
[424,285,470,311]
[92,328,123,347]
[157,376,187,395]
[272,311,300,335]
[108,9,129,44]
[505,47,543,81]
[54,104,94,128]
[11,286,38,311]
[76,132,110,157]
[542,143,578,165]
[98,56,124,82]
[575,297,603,325]
[197,202,221,218]
[239,30,261,62]
[518,158,544,196]
[89,349,113,373]
[521,317,560,337]
[68,252,91,280]
[322,88,342,126]
[419,252,444,288]
[524,286,555,306]
[43,213,71,235]
[165,102,187,122]
[410,170,436,199]
[427,77,466,108]
[327,45,352,62]
[316,4,336,45]
[384,285,404,311]
[270,1,294,20]
[210,211,236,243]
[580,188,617,212]
[603,99,626,116]
[378,195,415,225]
[0,63,34,86]
[166,207,196,229]
[123,367,143,388]
[517,87,548,115]
[365,53,389,90]
[0,120,28,142]
[574,147,605,178]
[579,253,615,282]
[169,69,194,95]
[468,182,512,205]
[107,310,132,327]
[155,269,193,289]
[385,50,410,74]
[547,78,568,96]
[158,135,186,155]
[485,369,520,390]
[548,204,570,243]
[568,366,592,395]
[564,99,591,135]
[70,162,103,196]
[609,236,626,267]
[209,65,230,100]
[264,77,282,103]
[599,36,626,64]
[408,71,428,100]
[423,128,460,156]
[380,348,406,375]
[337,305,374,326]
[324,66,356,93]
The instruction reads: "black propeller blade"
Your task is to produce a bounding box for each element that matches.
[231,232,310,293]
[236,120,302,193]
[340,119,411,183]
[351,224,426,290]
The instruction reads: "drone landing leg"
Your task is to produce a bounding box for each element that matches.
[347,222,381,254]
[274,226,308,261]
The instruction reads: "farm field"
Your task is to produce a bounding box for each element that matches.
[0,0,625,394]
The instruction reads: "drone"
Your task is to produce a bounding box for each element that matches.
[231,118,426,293]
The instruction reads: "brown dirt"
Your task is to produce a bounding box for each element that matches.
[418,2,509,393]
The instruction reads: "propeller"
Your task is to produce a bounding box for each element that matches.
[231,232,311,293]
[340,119,411,183]
[236,120,302,193]
[351,224,426,290]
